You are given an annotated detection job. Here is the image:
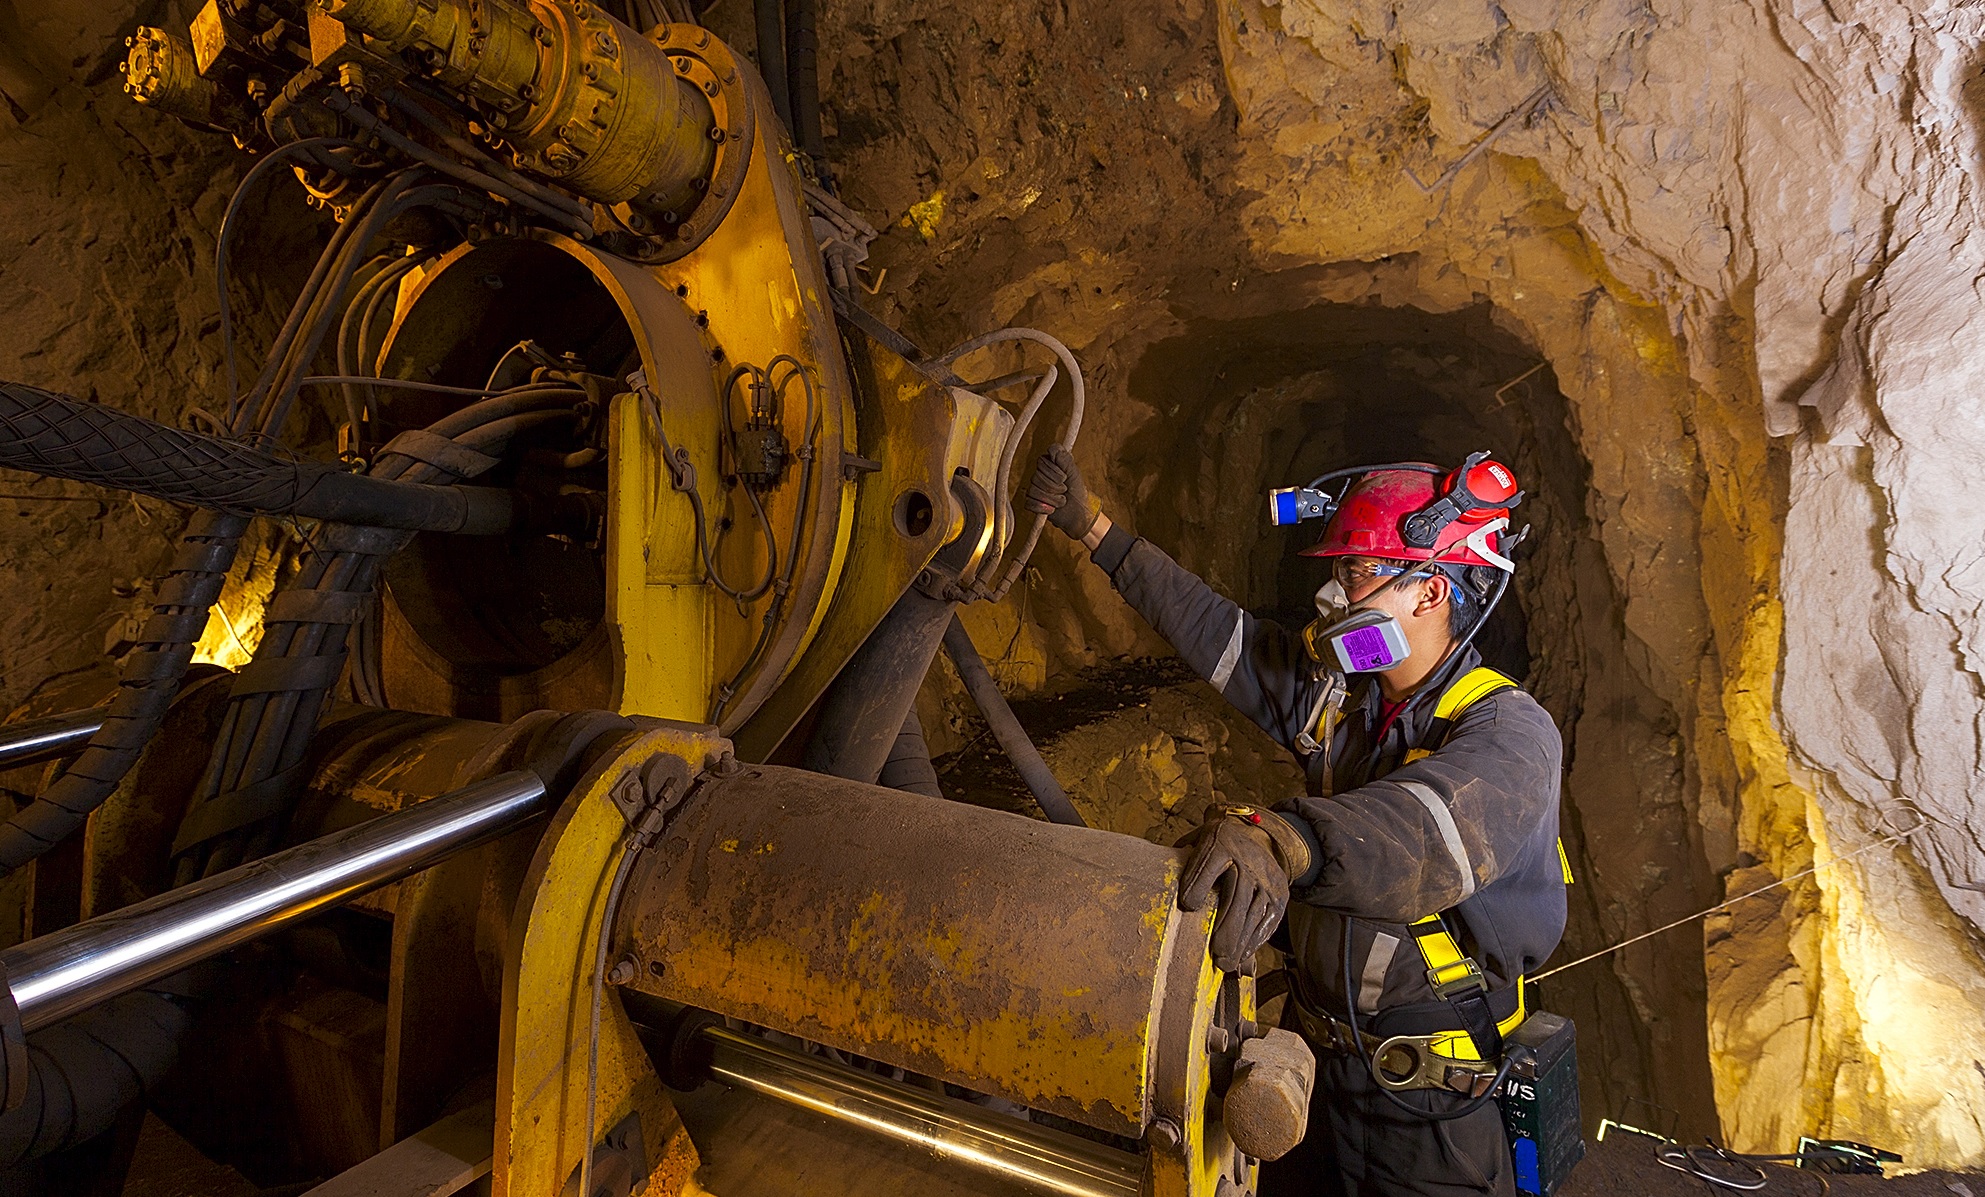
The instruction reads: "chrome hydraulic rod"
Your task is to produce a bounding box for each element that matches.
[0,770,547,1032]
[701,1026,1144,1197]
[0,709,107,770]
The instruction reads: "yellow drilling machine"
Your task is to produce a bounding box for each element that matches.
[0,2,1309,1193]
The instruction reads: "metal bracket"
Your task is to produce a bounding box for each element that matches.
[607,754,695,838]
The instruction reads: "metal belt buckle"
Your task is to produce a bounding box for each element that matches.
[1370,1033,1497,1096]
[1426,957,1488,1000]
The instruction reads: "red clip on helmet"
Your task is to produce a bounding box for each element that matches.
[1300,454,1521,569]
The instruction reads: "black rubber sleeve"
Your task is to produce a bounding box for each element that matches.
[0,984,194,1166]
[876,707,944,799]
[0,511,247,876]
[0,382,513,533]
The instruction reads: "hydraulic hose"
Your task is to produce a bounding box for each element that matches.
[0,981,198,1167]
[0,510,246,876]
[940,616,1083,827]
[0,173,492,881]
[755,0,792,131]
[876,708,944,799]
[172,402,581,880]
[802,588,957,785]
[785,0,825,161]
[0,382,516,534]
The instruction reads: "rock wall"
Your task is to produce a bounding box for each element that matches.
[0,0,320,952]
[0,0,315,721]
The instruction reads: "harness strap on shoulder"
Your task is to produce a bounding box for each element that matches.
[1391,667,1568,1062]
[1405,666,1517,764]
[1403,666,1575,880]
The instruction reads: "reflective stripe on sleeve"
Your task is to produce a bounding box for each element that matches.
[1207,611,1245,693]
[1398,780,1476,900]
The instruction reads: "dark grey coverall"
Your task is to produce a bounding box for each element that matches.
[1089,524,1567,1197]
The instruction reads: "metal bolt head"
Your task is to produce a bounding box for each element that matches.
[1149,1118,1183,1149]
[607,955,639,986]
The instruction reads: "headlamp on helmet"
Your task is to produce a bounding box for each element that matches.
[1268,486,1334,526]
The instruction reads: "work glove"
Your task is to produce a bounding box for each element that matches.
[1025,443,1103,540]
[1177,805,1312,975]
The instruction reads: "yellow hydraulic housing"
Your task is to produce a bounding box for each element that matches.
[139,701,1257,1197]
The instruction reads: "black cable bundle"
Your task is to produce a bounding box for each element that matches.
[171,386,585,880]
[0,162,491,876]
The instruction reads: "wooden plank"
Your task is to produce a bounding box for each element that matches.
[303,1101,493,1197]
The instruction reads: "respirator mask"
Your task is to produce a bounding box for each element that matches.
[1301,567,1425,674]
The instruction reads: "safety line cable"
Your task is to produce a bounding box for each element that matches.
[1530,811,1927,983]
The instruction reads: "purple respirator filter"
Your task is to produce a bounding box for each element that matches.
[1324,612,1412,673]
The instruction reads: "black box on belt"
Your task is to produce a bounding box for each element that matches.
[1496,1012,1584,1196]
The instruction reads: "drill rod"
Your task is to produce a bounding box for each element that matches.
[0,770,547,1032]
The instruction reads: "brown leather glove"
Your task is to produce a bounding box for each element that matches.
[1177,806,1311,975]
[1024,443,1102,540]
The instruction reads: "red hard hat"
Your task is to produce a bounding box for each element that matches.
[1299,465,1514,568]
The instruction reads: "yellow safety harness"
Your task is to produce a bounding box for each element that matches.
[1396,666,1569,1064]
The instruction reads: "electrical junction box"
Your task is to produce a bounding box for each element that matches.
[1496,1011,1584,1196]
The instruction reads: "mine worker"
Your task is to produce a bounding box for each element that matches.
[1025,445,1566,1197]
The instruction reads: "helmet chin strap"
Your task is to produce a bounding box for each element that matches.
[1421,521,1530,694]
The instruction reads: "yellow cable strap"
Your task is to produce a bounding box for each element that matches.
[1408,913,1527,1062]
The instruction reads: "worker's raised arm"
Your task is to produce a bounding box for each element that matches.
[1025,445,1319,748]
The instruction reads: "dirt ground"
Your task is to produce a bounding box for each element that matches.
[1562,1133,1982,1197]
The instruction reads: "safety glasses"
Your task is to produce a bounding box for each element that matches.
[1331,557,1410,589]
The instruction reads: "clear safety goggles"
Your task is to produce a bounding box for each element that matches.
[1331,556,1410,590]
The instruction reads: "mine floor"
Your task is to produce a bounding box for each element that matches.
[113,1097,1985,1197]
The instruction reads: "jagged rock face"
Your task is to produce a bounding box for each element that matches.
[821,0,1985,1166]
[1207,0,1985,1164]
